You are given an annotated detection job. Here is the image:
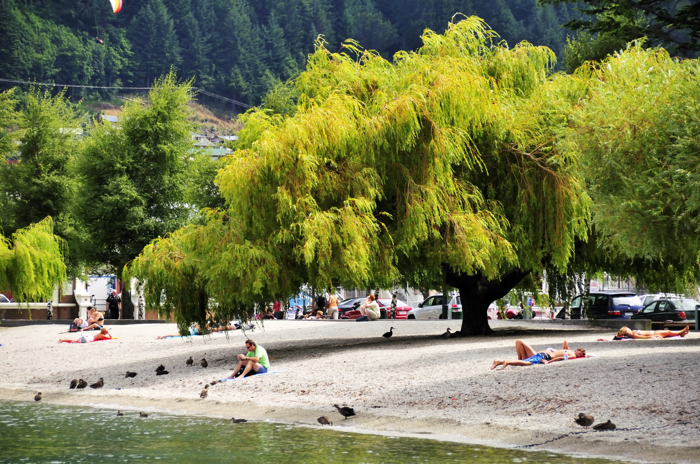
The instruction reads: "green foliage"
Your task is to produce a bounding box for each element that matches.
[1,0,579,106]
[72,72,194,276]
[0,217,67,303]
[0,89,18,158]
[128,18,590,329]
[538,0,700,56]
[0,88,79,238]
[561,45,700,288]
[183,152,227,211]
[563,31,631,73]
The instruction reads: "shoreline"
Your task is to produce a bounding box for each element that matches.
[1,320,698,463]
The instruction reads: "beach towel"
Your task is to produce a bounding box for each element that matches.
[62,337,117,344]
[220,370,284,381]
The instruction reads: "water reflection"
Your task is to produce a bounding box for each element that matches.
[0,401,615,463]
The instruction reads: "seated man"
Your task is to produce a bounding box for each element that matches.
[227,339,269,378]
[615,326,689,339]
[491,339,586,370]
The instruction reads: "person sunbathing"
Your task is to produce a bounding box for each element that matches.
[615,326,689,340]
[491,339,586,370]
[60,328,112,343]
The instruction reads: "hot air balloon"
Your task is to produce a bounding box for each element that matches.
[110,0,122,13]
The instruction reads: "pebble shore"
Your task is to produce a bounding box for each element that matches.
[1,319,698,463]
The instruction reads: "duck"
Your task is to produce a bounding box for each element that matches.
[90,377,104,389]
[333,404,356,420]
[76,379,88,389]
[116,410,124,416]
[155,365,165,373]
[574,413,594,428]
[186,357,193,366]
[200,389,208,399]
[34,392,42,402]
[125,371,137,378]
[440,328,452,339]
[317,416,332,426]
[593,420,616,431]
[231,417,247,423]
[156,370,169,376]
[200,358,208,368]
[69,379,78,389]
[382,327,395,338]
[139,412,149,418]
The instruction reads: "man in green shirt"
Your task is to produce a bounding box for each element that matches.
[227,339,270,378]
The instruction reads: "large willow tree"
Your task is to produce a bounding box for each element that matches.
[0,217,67,303]
[558,46,700,292]
[128,17,590,335]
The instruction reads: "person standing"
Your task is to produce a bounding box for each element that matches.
[327,293,339,319]
[390,292,398,319]
[107,289,121,320]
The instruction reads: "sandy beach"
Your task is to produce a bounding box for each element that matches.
[1,319,698,463]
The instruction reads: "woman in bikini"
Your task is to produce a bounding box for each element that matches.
[615,326,689,339]
[491,339,586,369]
[84,307,105,331]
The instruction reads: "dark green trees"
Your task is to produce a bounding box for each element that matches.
[72,73,193,276]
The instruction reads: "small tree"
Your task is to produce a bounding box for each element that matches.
[72,72,193,278]
[0,88,79,238]
[0,217,67,303]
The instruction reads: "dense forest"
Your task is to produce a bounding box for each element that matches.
[0,0,581,107]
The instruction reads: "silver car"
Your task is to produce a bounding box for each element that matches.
[407,293,461,319]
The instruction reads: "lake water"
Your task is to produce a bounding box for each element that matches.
[0,400,616,463]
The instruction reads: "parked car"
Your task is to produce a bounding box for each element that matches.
[337,298,366,317]
[378,298,413,319]
[557,291,643,319]
[0,293,12,303]
[637,293,681,307]
[631,297,699,323]
[407,294,461,320]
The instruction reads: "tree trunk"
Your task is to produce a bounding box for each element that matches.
[445,268,530,336]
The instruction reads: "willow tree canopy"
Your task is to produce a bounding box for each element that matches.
[0,217,67,303]
[127,17,590,334]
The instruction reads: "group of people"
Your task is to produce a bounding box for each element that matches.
[492,324,691,369]
[69,307,106,332]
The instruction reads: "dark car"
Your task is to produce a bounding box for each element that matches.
[558,291,643,319]
[631,297,698,323]
[337,298,365,316]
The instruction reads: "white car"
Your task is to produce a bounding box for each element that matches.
[407,294,461,319]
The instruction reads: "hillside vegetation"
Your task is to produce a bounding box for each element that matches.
[0,0,580,107]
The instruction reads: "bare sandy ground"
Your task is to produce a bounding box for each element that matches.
[1,319,698,463]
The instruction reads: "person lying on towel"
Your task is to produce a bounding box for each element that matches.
[60,328,113,343]
[491,339,585,370]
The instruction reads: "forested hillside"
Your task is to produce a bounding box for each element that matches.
[0,0,580,106]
